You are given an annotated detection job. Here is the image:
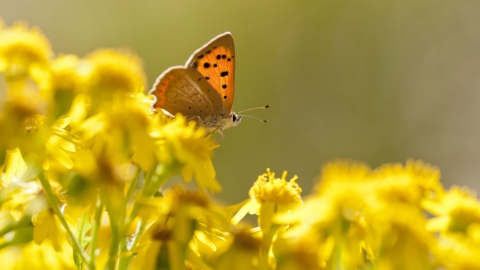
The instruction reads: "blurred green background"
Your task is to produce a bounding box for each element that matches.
[2,0,480,204]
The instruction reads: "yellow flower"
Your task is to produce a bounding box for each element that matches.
[249,169,302,205]
[84,49,146,98]
[2,148,28,185]
[0,21,52,80]
[151,113,220,192]
[297,160,373,228]
[32,207,65,251]
[371,206,435,270]
[229,169,302,270]
[273,234,326,270]
[275,161,375,269]
[132,186,229,270]
[51,54,84,92]
[367,160,439,269]
[72,93,155,180]
[214,228,262,270]
[0,240,76,270]
[424,186,480,235]
[372,159,442,207]
[1,159,48,220]
[432,234,480,270]
[233,169,302,230]
[422,187,480,267]
[44,118,78,170]
[50,54,88,117]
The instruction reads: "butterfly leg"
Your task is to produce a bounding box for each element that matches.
[187,116,216,137]
[187,116,207,127]
[202,125,225,142]
[215,128,225,142]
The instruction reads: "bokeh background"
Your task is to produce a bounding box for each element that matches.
[2,0,480,204]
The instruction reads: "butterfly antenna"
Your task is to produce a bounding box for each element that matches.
[237,104,270,113]
[238,114,269,123]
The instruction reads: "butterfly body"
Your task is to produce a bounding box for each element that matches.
[150,32,241,136]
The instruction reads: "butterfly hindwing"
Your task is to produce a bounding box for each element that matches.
[186,32,235,114]
[150,66,224,119]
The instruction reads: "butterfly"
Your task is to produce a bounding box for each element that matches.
[149,32,267,140]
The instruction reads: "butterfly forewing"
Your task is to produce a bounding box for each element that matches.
[151,67,224,119]
[186,32,235,114]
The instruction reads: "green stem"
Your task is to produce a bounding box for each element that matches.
[117,219,146,270]
[258,226,278,270]
[125,163,180,228]
[0,215,31,237]
[88,196,103,270]
[106,218,120,270]
[102,185,124,270]
[118,163,180,269]
[125,170,139,202]
[38,172,91,269]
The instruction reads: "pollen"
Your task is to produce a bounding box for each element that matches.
[249,168,302,204]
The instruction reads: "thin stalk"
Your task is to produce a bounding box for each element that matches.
[102,184,125,270]
[0,215,31,237]
[88,196,103,270]
[126,163,179,228]
[38,172,91,268]
[117,219,146,270]
[118,163,180,269]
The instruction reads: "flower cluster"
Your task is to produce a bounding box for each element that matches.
[0,20,480,270]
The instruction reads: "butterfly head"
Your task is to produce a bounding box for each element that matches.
[232,112,243,126]
[222,112,242,130]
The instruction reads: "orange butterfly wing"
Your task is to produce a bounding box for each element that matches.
[150,66,224,118]
[185,32,235,115]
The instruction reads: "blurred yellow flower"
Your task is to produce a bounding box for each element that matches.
[132,186,229,270]
[423,187,480,268]
[50,54,84,93]
[32,207,65,251]
[273,234,325,270]
[0,22,52,80]
[424,186,480,235]
[372,159,442,207]
[0,240,76,270]
[433,234,480,270]
[50,54,87,117]
[152,114,220,192]
[85,49,146,98]
[215,228,262,270]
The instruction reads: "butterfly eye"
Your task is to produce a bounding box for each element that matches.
[232,114,242,125]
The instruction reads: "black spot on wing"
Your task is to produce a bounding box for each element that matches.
[203,62,210,68]
[222,84,227,89]
[220,71,228,77]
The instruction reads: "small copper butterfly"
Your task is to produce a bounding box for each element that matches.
[150,32,267,139]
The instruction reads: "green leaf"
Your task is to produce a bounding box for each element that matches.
[74,212,92,270]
